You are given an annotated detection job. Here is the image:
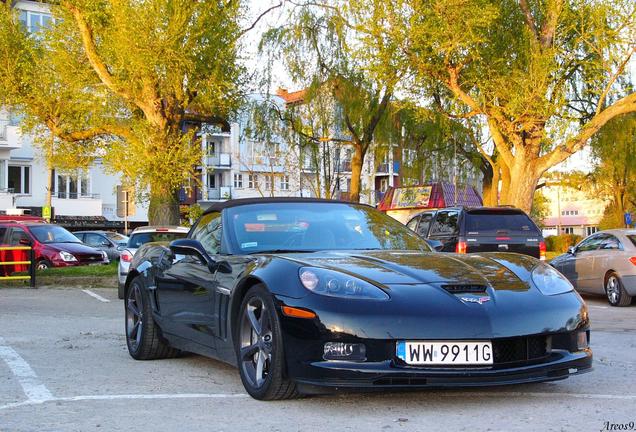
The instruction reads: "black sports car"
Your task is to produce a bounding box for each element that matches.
[123,198,592,400]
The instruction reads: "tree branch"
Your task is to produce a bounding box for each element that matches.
[519,0,539,41]
[596,47,635,115]
[238,1,283,37]
[537,91,636,171]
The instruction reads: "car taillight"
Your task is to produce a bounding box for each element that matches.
[539,241,546,261]
[456,241,467,254]
[121,250,133,262]
[629,257,636,266]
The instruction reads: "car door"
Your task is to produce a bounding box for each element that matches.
[591,234,623,295]
[428,210,459,252]
[406,215,420,232]
[415,212,435,238]
[155,212,222,349]
[560,235,603,292]
[0,226,9,275]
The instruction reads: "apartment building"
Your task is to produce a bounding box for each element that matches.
[540,180,609,237]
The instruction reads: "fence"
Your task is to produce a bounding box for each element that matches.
[0,246,36,287]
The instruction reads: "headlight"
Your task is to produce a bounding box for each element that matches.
[299,267,389,300]
[59,251,78,262]
[531,264,574,295]
[101,251,109,261]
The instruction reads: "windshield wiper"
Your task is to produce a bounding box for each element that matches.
[248,249,315,255]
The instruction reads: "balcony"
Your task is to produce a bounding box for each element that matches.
[203,186,231,201]
[0,121,21,149]
[206,152,231,169]
[52,194,103,216]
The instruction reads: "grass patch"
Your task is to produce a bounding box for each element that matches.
[1,262,118,288]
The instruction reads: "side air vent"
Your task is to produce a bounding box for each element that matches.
[442,284,488,294]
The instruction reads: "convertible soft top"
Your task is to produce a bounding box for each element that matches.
[202,197,370,215]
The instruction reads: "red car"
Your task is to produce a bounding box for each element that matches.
[0,219,108,274]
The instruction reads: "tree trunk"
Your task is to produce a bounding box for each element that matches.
[349,142,364,202]
[500,159,541,213]
[481,162,497,206]
[148,184,180,225]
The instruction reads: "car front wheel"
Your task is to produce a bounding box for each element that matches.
[236,284,298,400]
[125,276,178,359]
[605,272,632,307]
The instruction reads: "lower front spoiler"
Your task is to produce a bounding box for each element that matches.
[294,350,592,394]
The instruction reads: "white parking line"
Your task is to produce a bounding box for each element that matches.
[0,337,53,403]
[1,390,636,411]
[81,289,111,303]
[0,393,248,410]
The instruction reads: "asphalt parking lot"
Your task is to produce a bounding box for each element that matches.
[1,287,635,432]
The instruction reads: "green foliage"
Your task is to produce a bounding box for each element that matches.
[183,204,204,227]
[0,0,246,223]
[545,234,583,253]
[530,191,550,228]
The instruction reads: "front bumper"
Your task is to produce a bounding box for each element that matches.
[621,275,636,296]
[293,349,592,393]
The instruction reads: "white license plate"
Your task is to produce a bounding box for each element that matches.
[397,341,493,365]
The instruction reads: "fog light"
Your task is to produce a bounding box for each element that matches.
[577,331,589,350]
[323,342,366,361]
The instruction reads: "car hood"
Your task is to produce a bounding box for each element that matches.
[47,242,103,255]
[281,250,537,290]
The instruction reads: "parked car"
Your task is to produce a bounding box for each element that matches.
[74,230,129,261]
[0,221,108,273]
[117,225,189,298]
[122,198,591,400]
[550,229,636,306]
[406,206,546,260]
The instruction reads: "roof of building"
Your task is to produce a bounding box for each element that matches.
[276,87,307,105]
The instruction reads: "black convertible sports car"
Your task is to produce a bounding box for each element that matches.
[123,198,592,400]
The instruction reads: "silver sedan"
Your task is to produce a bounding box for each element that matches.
[550,229,636,306]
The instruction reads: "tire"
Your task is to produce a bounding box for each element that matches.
[235,284,298,400]
[125,276,179,360]
[605,272,632,307]
[36,260,52,270]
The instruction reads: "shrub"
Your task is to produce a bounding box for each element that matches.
[545,234,583,252]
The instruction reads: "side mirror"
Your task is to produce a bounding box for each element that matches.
[426,239,444,252]
[169,239,231,274]
[567,246,577,255]
[18,238,32,246]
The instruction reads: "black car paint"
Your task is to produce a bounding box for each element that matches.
[408,207,544,258]
[124,202,591,392]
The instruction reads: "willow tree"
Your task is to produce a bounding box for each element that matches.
[262,3,404,202]
[0,0,246,224]
[348,0,636,212]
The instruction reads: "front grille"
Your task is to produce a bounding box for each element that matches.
[442,284,487,294]
[493,335,548,364]
[78,254,103,263]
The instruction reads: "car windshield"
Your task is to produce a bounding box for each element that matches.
[465,211,538,234]
[226,202,432,254]
[30,225,81,244]
[105,232,128,242]
[127,231,187,249]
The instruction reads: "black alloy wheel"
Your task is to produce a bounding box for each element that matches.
[36,260,52,270]
[236,284,298,400]
[125,276,178,360]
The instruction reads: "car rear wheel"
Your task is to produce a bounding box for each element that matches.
[126,276,179,359]
[605,272,632,307]
[236,284,298,400]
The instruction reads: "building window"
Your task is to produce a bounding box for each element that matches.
[248,174,258,189]
[265,175,273,191]
[7,165,30,194]
[561,210,579,216]
[55,171,90,198]
[18,10,52,33]
[208,173,216,189]
[563,227,575,235]
[280,175,290,191]
[586,226,598,236]
[380,178,389,193]
[206,140,217,156]
[233,173,243,188]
